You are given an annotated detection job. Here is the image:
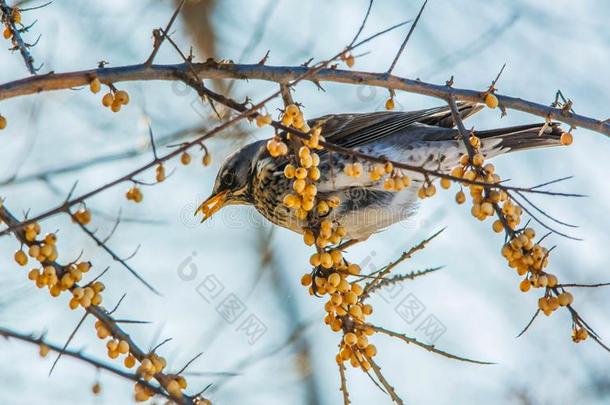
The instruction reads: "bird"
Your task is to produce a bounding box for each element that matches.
[196,103,563,241]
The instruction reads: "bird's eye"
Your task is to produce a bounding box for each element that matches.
[221,171,236,188]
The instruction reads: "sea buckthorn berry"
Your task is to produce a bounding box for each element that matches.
[101,93,114,107]
[557,291,573,306]
[484,92,499,109]
[301,273,312,286]
[519,279,531,292]
[455,190,466,204]
[385,97,395,110]
[284,164,296,179]
[115,90,130,105]
[547,274,558,288]
[492,220,504,233]
[356,334,368,349]
[77,262,91,273]
[118,340,130,354]
[28,268,39,281]
[382,177,394,191]
[572,327,588,343]
[69,297,79,310]
[345,54,355,68]
[28,245,40,259]
[110,100,122,112]
[344,332,357,346]
[303,230,315,246]
[344,291,358,305]
[124,355,136,368]
[14,249,28,266]
[317,201,329,215]
[560,132,573,146]
[308,167,321,181]
[156,164,166,182]
[180,152,191,165]
[347,263,360,275]
[285,104,300,117]
[256,113,272,128]
[364,344,377,357]
[472,153,485,166]
[39,344,49,357]
[202,152,212,166]
[73,208,92,225]
[12,9,22,24]
[89,78,101,94]
[450,166,464,178]
[349,305,363,319]
[0,115,6,130]
[328,272,341,288]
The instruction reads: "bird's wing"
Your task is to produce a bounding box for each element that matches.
[308,102,482,149]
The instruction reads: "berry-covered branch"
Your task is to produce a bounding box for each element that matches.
[0,203,206,404]
[0,326,174,401]
[0,1,41,74]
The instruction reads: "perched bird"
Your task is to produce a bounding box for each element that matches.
[197,103,562,241]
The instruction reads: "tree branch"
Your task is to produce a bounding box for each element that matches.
[1,63,608,137]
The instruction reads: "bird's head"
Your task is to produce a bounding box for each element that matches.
[195,141,263,221]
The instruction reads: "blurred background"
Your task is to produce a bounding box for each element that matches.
[0,0,609,404]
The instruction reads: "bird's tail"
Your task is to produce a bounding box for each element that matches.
[477,122,564,153]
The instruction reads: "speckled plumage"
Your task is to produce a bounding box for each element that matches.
[206,103,563,240]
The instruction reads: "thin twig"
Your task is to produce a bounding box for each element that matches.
[386,0,427,75]
[367,324,494,365]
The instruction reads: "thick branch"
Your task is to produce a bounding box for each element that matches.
[0,63,608,137]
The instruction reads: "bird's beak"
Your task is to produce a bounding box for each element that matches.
[195,190,229,222]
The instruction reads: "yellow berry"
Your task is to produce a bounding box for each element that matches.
[283,164,296,179]
[440,178,451,189]
[455,190,466,204]
[484,93,499,109]
[472,153,485,166]
[92,382,101,395]
[118,340,130,354]
[345,54,355,68]
[343,332,357,346]
[385,97,395,110]
[0,115,7,130]
[14,249,28,266]
[202,153,212,166]
[89,78,101,94]
[101,93,114,107]
[492,220,504,233]
[364,344,377,357]
[39,344,49,357]
[110,100,122,113]
[124,355,136,368]
[115,90,130,105]
[180,152,191,165]
[560,132,573,146]
[558,292,573,307]
[519,279,531,292]
[3,27,12,40]
[285,104,300,117]
[12,9,22,24]
[301,273,312,286]
[156,164,166,182]
[308,167,321,181]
